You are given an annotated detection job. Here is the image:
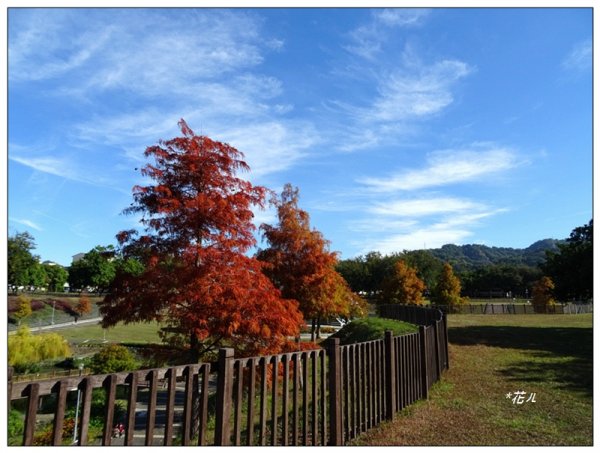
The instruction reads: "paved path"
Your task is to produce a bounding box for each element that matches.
[9,317,103,334]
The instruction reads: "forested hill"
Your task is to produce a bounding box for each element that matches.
[428,239,562,270]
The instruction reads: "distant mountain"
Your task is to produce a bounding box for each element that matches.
[428,239,562,270]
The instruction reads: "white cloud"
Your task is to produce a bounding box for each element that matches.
[9,218,43,231]
[349,218,418,233]
[562,39,592,72]
[329,50,472,152]
[9,10,107,81]
[11,9,311,184]
[214,121,319,178]
[345,8,431,60]
[360,226,472,255]
[373,9,431,27]
[369,59,472,122]
[369,197,483,217]
[251,204,277,230]
[9,151,127,193]
[350,143,518,254]
[355,206,505,255]
[359,146,521,192]
[9,9,267,91]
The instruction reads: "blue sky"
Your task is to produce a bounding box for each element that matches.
[6,6,593,266]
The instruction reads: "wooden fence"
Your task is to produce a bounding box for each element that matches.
[8,306,448,446]
[432,303,593,315]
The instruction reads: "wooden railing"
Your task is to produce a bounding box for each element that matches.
[8,306,448,446]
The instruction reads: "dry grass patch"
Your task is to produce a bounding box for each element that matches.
[352,314,592,446]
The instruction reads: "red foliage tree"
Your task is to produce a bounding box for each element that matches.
[99,120,303,360]
[257,184,361,340]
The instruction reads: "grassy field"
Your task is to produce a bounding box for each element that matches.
[53,321,164,345]
[352,313,593,446]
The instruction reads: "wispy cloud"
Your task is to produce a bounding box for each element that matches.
[562,39,591,72]
[9,9,266,89]
[368,59,472,122]
[345,8,431,60]
[9,150,127,193]
[359,145,521,192]
[9,217,43,231]
[330,40,473,152]
[10,9,314,184]
[358,225,472,255]
[368,197,483,217]
[347,141,521,253]
[354,205,505,255]
[214,120,319,179]
[374,9,431,27]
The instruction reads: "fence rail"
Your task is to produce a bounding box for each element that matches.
[9,305,448,446]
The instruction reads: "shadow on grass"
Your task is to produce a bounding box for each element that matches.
[449,326,593,397]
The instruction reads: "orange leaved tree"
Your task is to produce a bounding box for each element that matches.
[531,276,556,313]
[257,184,361,341]
[378,260,426,306]
[99,120,303,360]
[74,293,92,321]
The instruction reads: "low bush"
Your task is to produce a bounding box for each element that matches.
[89,344,139,374]
[8,410,24,446]
[8,326,72,371]
[329,317,418,345]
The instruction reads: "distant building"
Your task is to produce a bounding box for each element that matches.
[72,253,86,264]
[42,260,59,266]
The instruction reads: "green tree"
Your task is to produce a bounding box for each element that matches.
[114,256,145,277]
[68,245,117,293]
[336,251,399,295]
[42,264,69,292]
[460,264,542,298]
[28,262,48,289]
[8,232,39,288]
[378,260,426,305]
[402,250,444,292]
[89,344,138,374]
[431,262,464,310]
[543,220,593,301]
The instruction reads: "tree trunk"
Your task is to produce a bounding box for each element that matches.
[310,318,316,342]
[316,317,322,340]
[190,333,200,363]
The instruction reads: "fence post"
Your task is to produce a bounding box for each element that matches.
[419,326,429,400]
[433,321,441,379]
[327,338,343,446]
[215,348,235,446]
[443,312,450,370]
[384,330,396,420]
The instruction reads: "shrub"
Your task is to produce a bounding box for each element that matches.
[329,317,418,345]
[13,295,32,324]
[49,299,78,317]
[75,294,93,318]
[8,410,24,446]
[8,326,72,371]
[90,344,139,374]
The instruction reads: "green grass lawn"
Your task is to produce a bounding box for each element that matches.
[352,313,593,446]
[53,321,164,345]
